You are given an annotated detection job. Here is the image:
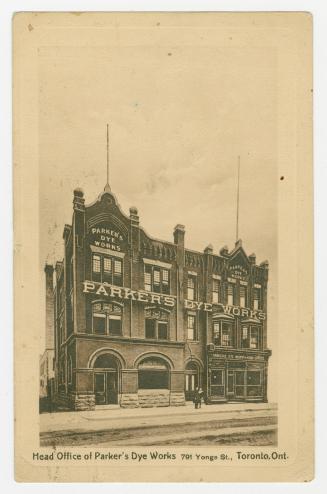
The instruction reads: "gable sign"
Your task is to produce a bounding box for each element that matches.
[89,222,125,252]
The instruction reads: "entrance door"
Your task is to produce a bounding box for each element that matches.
[95,372,106,405]
[227,370,235,399]
[106,372,118,404]
[95,372,118,405]
[185,373,198,401]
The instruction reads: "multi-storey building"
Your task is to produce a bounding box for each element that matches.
[45,184,271,410]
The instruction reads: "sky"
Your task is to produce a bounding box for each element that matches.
[38,40,278,400]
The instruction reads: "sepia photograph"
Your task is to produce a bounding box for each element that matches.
[13,11,313,482]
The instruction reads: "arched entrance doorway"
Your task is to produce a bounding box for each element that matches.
[93,354,120,405]
[185,360,201,401]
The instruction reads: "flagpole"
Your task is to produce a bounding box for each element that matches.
[106,123,109,186]
[236,155,240,241]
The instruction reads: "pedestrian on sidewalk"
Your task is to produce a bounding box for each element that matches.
[193,387,201,409]
[198,387,204,408]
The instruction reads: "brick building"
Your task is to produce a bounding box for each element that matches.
[45,184,271,411]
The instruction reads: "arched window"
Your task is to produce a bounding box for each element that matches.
[92,302,122,336]
[138,357,170,389]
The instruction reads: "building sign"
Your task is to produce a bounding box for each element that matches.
[83,281,175,308]
[209,352,265,363]
[89,223,125,252]
[229,263,248,280]
[184,299,266,320]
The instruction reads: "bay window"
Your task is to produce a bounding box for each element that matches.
[213,320,234,347]
[241,324,261,349]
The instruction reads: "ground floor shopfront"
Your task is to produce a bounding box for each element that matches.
[206,348,271,403]
[54,338,270,410]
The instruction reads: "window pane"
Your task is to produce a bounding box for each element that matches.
[247,371,261,385]
[109,317,121,336]
[93,314,106,334]
[213,322,220,345]
[103,257,112,273]
[240,286,246,307]
[250,327,259,348]
[211,370,223,385]
[187,287,195,300]
[144,271,152,291]
[162,269,169,282]
[227,284,234,305]
[158,322,168,340]
[145,319,156,339]
[93,255,101,272]
[138,370,169,389]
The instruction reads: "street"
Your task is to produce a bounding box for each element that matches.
[40,402,277,447]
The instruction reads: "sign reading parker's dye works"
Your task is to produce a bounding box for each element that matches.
[89,224,125,251]
[83,280,266,320]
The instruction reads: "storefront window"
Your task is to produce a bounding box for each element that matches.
[138,357,169,389]
[92,302,122,336]
[210,369,225,396]
[247,370,262,397]
[144,308,169,340]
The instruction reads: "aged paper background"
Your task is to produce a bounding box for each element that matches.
[14,12,313,482]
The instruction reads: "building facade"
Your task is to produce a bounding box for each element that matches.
[39,265,55,404]
[45,185,271,411]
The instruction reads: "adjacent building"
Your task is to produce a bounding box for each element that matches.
[44,183,271,411]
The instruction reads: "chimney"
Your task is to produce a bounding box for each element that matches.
[235,239,242,249]
[204,244,213,255]
[173,224,185,247]
[73,187,85,212]
[129,206,139,227]
[44,264,54,349]
[219,245,229,257]
[249,253,256,264]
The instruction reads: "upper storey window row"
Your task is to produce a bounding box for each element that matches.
[144,264,170,294]
[92,253,123,286]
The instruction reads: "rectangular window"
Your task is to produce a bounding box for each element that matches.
[187,314,196,340]
[240,285,247,308]
[109,315,122,336]
[227,283,235,305]
[221,322,232,347]
[213,321,220,345]
[162,269,169,294]
[145,319,156,339]
[212,279,220,304]
[153,268,161,293]
[103,257,112,282]
[187,276,196,300]
[143,264,170,294]
[247,371,261,385]
[210,369,224,396]
[92,254,101,276]
[158,322,168,340]
[144,266,152,291]
[93,313,106,334]
[253,287,261,310]
[92,253,123,285]
[250,327,259,349]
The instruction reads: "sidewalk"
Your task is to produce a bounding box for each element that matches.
[40,401,277,435]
